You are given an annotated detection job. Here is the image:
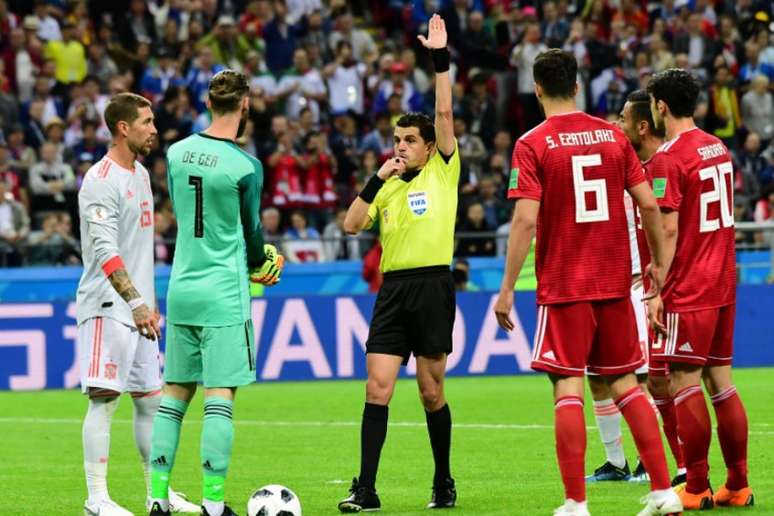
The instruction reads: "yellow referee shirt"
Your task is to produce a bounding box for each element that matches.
[368,141,461,273]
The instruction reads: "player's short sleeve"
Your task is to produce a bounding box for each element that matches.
[507,140,542,201]
[428,139,461,188]
[650,152,682,211]
[623,139,646,189]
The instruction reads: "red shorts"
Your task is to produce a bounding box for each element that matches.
[531,297,644,377]
[647,326,670,377]
[650,304,735,367]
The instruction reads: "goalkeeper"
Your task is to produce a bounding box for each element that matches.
[148,70,284,516]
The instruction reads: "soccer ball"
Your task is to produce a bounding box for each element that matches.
[247,484,302,516]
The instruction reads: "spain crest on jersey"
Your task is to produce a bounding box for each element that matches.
[408,191,429,215]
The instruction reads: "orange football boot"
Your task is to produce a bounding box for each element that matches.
[678,488,714,511]
[713,485,754,507]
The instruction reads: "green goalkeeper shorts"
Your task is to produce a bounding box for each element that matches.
[164,320,256,388]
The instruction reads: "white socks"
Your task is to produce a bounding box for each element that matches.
[203,499,224,516]
[592,399,626,469]
[133,393,162,498]
[83,396,120,504]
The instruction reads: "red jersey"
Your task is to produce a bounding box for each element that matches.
[507,111,646,305]
[634,152,673,291]
[651,127,736,311]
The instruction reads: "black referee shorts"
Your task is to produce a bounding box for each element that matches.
[366,265,455,365]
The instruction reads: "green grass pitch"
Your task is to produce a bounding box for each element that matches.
[1,368,772,515]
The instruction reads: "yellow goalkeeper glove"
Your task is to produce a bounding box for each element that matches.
[249,244,285,286]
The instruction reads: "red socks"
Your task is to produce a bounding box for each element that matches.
[653,395,685,469]
[674,385,712,493]
[614,387,671,490]
[711,386,749,490]
[555,396,586,502]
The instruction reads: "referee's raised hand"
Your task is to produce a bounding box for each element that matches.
[377,156,406,180]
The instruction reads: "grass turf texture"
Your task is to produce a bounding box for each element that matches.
[1,369,771,515]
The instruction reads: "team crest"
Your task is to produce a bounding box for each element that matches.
[407,191,429,216]
[104,363,118,380]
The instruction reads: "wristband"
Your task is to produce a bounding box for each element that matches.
[431,48,450,73]
[128,297,145,311]
[358,174,385,203]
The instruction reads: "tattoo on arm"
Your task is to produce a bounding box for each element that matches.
[107,268,141,303]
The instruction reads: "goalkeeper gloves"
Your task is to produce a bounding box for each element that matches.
[249,244,285,286]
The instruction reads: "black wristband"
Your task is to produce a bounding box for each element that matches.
[359,174,385,203]
[431,47,450,73]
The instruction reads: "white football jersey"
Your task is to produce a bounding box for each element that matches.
[76,156,155,326]
[623,191,641,275]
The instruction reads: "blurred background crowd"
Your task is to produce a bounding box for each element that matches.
[0,0,772,271]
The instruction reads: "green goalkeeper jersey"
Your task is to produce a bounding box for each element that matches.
[166,133,266,326]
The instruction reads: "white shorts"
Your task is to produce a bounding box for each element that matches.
[78,316,162,394]
[586,280,649,377]
[631,282,649,375]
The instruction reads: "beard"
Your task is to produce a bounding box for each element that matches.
[236,107,249,138]
[129,138,151,156]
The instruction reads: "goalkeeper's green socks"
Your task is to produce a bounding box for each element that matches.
[201,396,235,516]
[149,396,189,512]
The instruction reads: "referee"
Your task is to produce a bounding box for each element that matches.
[338,14,459,513]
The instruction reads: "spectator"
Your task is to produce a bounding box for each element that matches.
[185,46,225,113]
[361,240,382,293]
[322,206,361,261]
[196,15,252,70]
[323,41,367,116]
[154,210,175,264]
[276,48,326,123]
[400,48,430,95]
[741,75,774,145]
[509,22,548,132]
[263,0,303,75]
[478,175,510,228]
[154,86,194,148]
[246,51,279,99]
[28,140,76,214]
[5,124,36,174]
[0,140,27,207]
[541,1,569,48]
[119,0,157,51]
[734,197,755,246]
[739,41,774,85]
[45,19,86,86]
[44,116,73,163]
[359,112,393,161]
[261,206,283,246]
[329,112,360,192]
[268,127,304,207]
[3,27,39,102]
[301,8,332,64]
[456,117,487,185]
[456,201,495,257]
[328,9,377,63]
[29,2,61,42]
[282,209,324,262]
[372,61,424,116]
[733,131,765,203]
[0,179,29,266]
[140,49,186,104]
[463,72,497,146]
[26,211,80,265]
[452,258,480,292]
[71,119,107,167]
[754,184,774,223]
[708,65,742,148]
[673,13,715,73]
[649,33,676,73]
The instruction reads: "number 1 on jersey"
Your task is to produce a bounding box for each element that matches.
[189,175,204,238]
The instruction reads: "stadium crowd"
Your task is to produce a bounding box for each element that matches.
[0,0,772,267]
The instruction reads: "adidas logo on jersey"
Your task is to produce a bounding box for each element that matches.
[542,351,556,360]
[678,342,694,352]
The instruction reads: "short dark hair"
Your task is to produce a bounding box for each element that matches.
[396,112,435,144]
[533,49,577,99]
[626,89,665,138]
[104,92,151,135]
[208,69,249,115]
[646,68,700,118]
